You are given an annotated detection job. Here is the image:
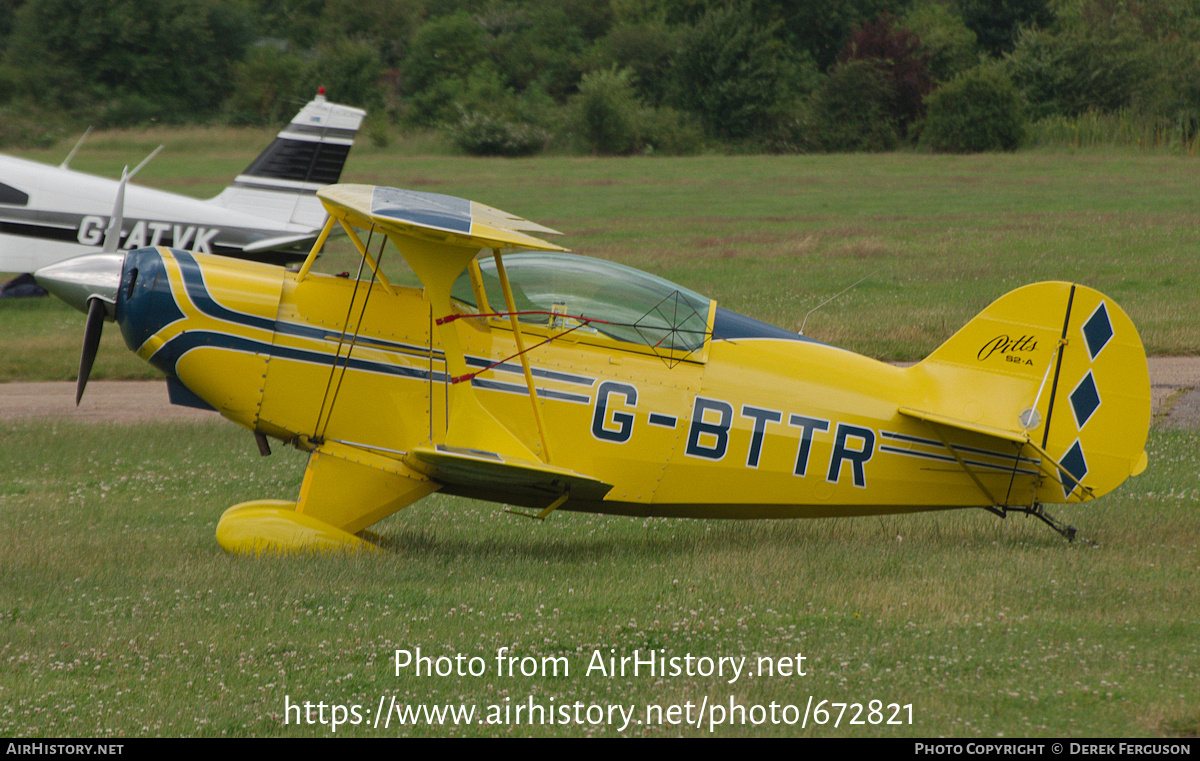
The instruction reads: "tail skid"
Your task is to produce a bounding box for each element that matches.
[990,503,1078,543]
[904,282,1150,518]
[208,91,366,231]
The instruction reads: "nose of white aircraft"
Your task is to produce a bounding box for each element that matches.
[34,252,125,317]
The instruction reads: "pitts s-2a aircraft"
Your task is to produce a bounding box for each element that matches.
[35,183,1151,554]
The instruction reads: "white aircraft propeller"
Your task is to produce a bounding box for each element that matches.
[102,168,127,254]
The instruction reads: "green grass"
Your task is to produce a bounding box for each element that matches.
[4,145,1198,371]
[0,421,1196,737]
[0,298,158,382]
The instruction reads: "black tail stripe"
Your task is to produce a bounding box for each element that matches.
[241,138,352,185]
[1041,284,1077,449]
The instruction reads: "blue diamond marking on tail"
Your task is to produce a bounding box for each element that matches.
[1082,301,1114,361]
[1059,439,1088,499]
[1069,370,1101,430]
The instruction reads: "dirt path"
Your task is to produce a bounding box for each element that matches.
[1,358,1197,429]
[1150,357,1200,430]
[0,380,214,424]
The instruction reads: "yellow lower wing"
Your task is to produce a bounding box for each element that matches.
[406,444,613,505]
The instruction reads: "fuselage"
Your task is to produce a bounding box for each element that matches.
[116,246,1044,519]
[0,156,319,272]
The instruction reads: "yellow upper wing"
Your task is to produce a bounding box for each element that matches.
[317,184,567,252]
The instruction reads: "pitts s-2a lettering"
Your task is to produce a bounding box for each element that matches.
[978,334,1040,364]
[36,184,1151,553]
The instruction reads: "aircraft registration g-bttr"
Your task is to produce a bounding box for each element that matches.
[0,90,365,274]
[35,183,1151,554]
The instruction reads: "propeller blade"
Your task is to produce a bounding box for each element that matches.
[76,298,106,405]
[102,167,128,254]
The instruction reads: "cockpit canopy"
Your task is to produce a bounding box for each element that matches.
[452,252,713,354]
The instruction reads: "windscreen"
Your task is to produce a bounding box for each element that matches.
[452,252,712,354]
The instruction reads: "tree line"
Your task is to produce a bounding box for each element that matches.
[2,0,1198,154]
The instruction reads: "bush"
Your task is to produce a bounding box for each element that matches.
[902,1,979,83]
[570,68,705,156]
[960,0,1054,56]
[308,39,385,116]
[224,45,307,126]
[636,107,704,156]
[0,104,70,149]
[573,68,643,155]
[401,12,492,126]
[3,0,253,124]
[450,109,548,157]
[921,67,1025,152]
[807,60,899,152]
[1025,110,1199,154]
[596,22,678,107]
[669,5,801,142]
[838,14,933,138]
[1004,26,1149,120]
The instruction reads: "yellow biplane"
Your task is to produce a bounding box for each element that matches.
[36,184,1151,554]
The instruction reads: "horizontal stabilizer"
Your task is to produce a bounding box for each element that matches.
[406,444,612,503]
[241,232,317,253]
[898,406,1028,444]
[898,405,1086,501]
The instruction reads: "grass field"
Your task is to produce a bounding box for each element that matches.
[5,136,1198,370]
[1,421,1196,737]
[1,135,1197,737]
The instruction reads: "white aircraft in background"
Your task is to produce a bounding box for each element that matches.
[0,89,366,275]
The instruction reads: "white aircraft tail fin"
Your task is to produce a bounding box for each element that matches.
[209,90,366,230]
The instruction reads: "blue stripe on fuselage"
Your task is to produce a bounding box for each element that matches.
[172,249,448,359]
[151,329,451,384]
[172,250,277,331]
[141,248,598,393]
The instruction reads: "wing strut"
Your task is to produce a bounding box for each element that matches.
[295,215,338,282]
[312,224,386,441]
[492,249,554,464]
[313,183,563,463]
[920,421,1005,509]
[505,488,570,521]
[1019,438,1096,503]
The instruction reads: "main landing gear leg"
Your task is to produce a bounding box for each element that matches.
[215,443,439,555]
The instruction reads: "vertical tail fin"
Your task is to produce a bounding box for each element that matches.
[208,90,366,230]
[907,282,1150,504]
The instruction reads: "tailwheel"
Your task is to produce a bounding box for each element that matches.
[1020,503,1078,543]
[987,502,1080,544]
[216,500,383,555]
